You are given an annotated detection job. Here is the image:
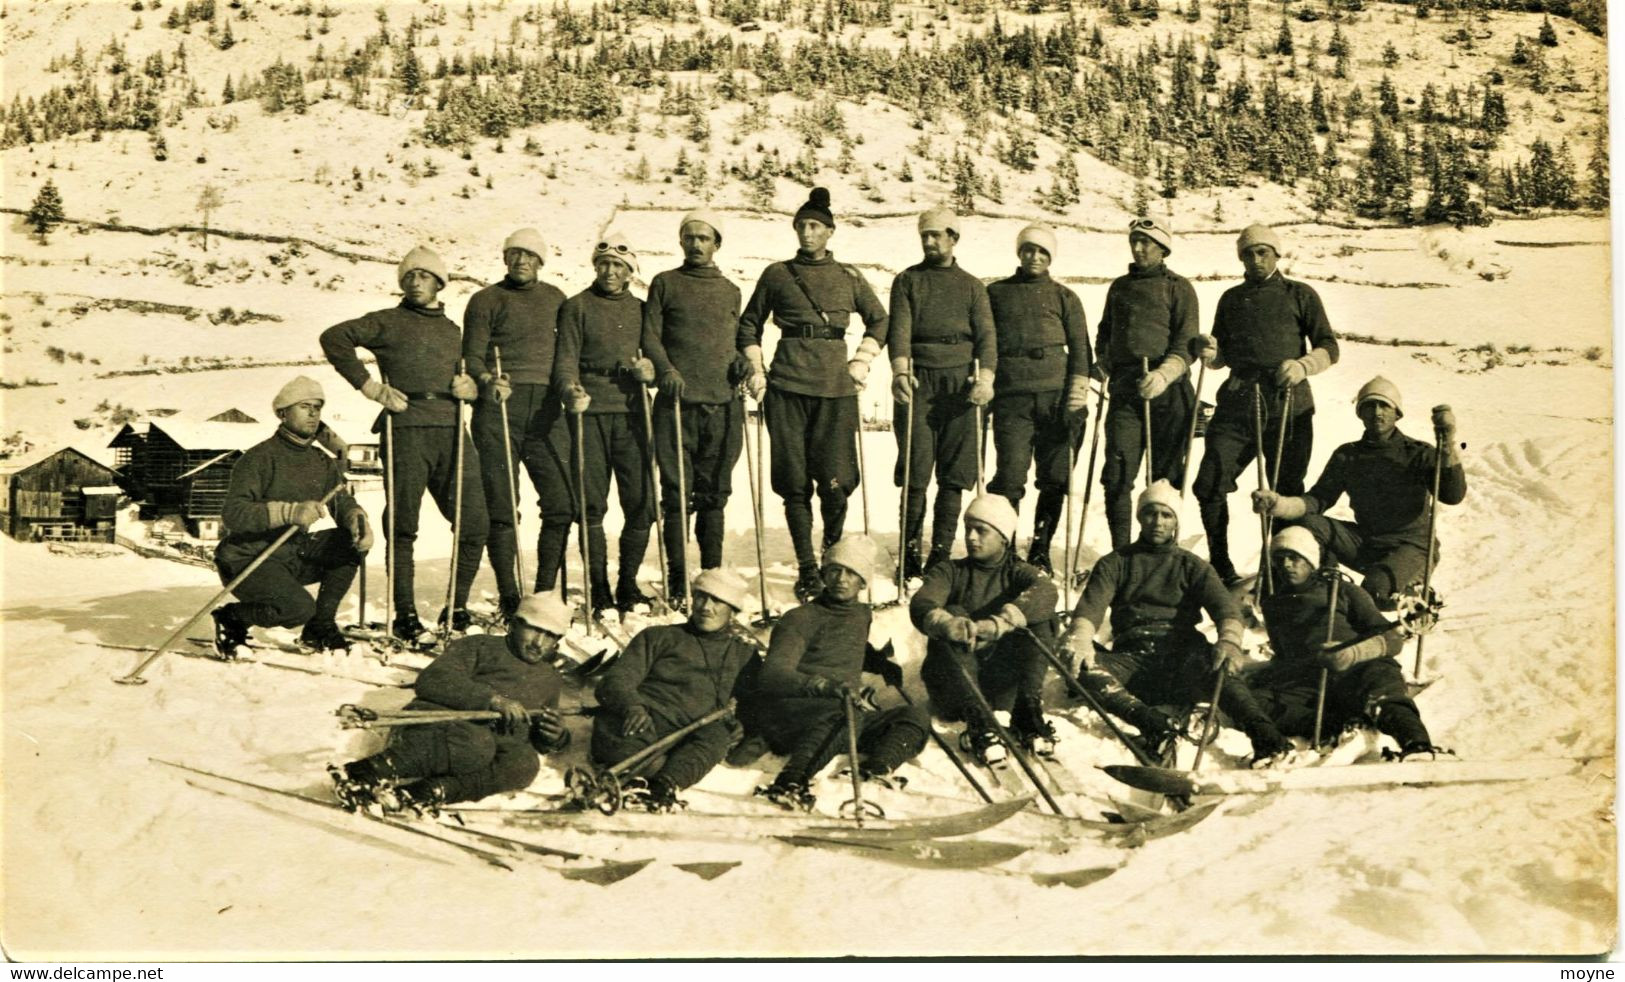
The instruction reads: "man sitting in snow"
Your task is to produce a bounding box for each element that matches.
[909,493,1061,764]
[1251,376,1464,611]
[211,376,372,656]
[747,535,930,811]
[1059,480,1274,759]
[589,568,759,812]
[330,592,573,813]
[1225,526,1440,761]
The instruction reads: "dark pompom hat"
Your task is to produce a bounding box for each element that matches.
[793,186,835,229]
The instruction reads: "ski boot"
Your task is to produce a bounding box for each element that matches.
[959,728,1008,767]
[328,761,382,812]
[299,619,351,652]
[211,607,250,661]
[1135,708,1185,763]
[1026,548,1054,577]
[1245,722,1292,769]
[437,606,473,635]
[793,563,823,604]
[622,775,685,813]
[615,579,657,614]
[755,777,817,812]
[392,611,432,647]
[390,779,449,817]
[1015,718,1060,758]
[1393,741,1454,762]
[924,545,952,575]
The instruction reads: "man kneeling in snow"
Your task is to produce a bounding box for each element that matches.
[1059,480,1274,761]
[1224,526,1440,762]
[589,568,759,812]
[745,536,930,811]
[909,493,1061,764]
[330,593,572,813]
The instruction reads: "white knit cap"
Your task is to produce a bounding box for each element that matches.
[692,567,750,612]
[1128,216,1173,254]
[1236,223,1282,257]
[823,534,880,585]
[964,493,1019,545]
[397,245,448,288]
[680,209,725,247]
[1136,479,1181,520]
[514,592,574,636]
[1016,224,1058,259]
[272,375,324,412]
[1355,376,1404,418]
[918,205,959,237]
[1271,525,1321,569]
[592,232,638,276]
[503,228,548,261]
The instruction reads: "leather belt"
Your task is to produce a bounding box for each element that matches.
[784,325,845,340]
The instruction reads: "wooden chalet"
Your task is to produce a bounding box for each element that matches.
[0,447,123,543]
[108,413,260,534]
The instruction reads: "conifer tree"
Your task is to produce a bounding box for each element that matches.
[1275,17,1293,55]
[1585,121,1609,209]
[27,178,64,243]
[1538,14,1558,46]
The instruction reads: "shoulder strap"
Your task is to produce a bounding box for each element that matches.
[782,261,832,328]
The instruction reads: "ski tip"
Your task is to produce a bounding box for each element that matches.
[112,674,150,686]
[1100,764,1199,797]
[674,860,742,880]
[1030,865,1120,889]
[560,858,654,885]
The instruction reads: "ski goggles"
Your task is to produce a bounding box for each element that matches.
[1129,217,1170,236]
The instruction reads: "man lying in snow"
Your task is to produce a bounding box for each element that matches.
[329,593,573,813]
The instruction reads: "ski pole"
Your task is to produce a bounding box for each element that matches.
[114,481,348,685]
[605,700,736,778]
[573,409,595,635]
[1070,380,1107,589]
[1312,569,1343,750]
[355,547,368,632]
[889,682,992,803]
[972,357,986,496]
[1018,627,1161,769]
[897,356,915,600]
[1140,356,1154,488]
[1259,387,1292,577]
[1251,384,1272,605]
[1190,665,1226,773]
[638,353,669,609]
[1180,361,1206,502]
[950,642,1067,816]
[1062,412,1077,618]
[492,346,527,594]
[1412,423,1447,679]
[852,405,874,606]
[443,358,469,645]
[841,691,876,825]
[673,397,692,612]
[384,374,396,639]
[738,388,771,622]
[336,704,595,728]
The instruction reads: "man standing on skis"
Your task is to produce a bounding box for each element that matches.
[463,228,571,621]
[590,568,758,811]
[642,211,745,605]
[747,536,930,810]
[1059,480,1271,759]
[553,233,657,617]
[1094,217,1201,552]
[320,246,487,641]
[1224,526,1441,761]
[985,224,1092,574]
[737,187,889,603]
[909,493,1061,764]
[330,592,574,813]
[1191,223,1338,585]
[211,376,372,657]
[1251,377,1465,610]
[889,206,998,577]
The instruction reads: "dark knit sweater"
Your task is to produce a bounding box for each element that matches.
[461,276,568,385]
[642,264,744,406]
[736,251,888,398]
[1073,539,1238,638]
[216,427,361,569]
[760,595,872,696]
[595,622,756,727]
[1261,576,1401,666]
[887,261,997,373]
[320,302,463,429]
[1096,262,1200,376]
[1212,271,1338,414]
[985,270,1090,394]
[553,285,647,415]
[410,633,565,757]
[1303,428,1467,548]
[910,552,1058,628]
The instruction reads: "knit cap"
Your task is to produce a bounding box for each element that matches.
[272,375,325,412]
[1236,223,1282,257]
[692,567,750,612]
[681,209,725,247]
[592,232,638,276]
[514,592,574,636]
[1355,376,1404,418]
[918,205,959,237]
[823,534,879,585]
[964,493,1019,546]
[398,245,448,287]
[503,228,548,261]
[1016,224,1058,259]
[1128,216,1173,255]
[1271,525,1321,569]
[793,187,835,229]
[1136,479,1181,520]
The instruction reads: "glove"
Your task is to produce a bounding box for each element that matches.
[1275,358,1308,387]
[1137,371,1168,400]
[315,423,349,460]
[727,352,753,386]
[890,357,917,404]
[806,675,863,700]
[1431,404,1456,438]
[1058,617,1098,673]
[628,357,657,384]
[975,603,1027,645]
[1251,489,1279,516]
[967,368,995,408]
[564,384,591,414]
[346,509,373,552]
[529,708,568,750]
[485,373,513,404]
[942,615,978,646]
[847,336,881,390]
[1211,638,1244,674]
[361,378,409,413]
[268,499,325,530]
[620,704,655,738]
[1319,635,1387,673]
[742,345,769,401]
[450,373,479,402]
[487,694,530,735]
[1065,375,1091,416]
[1194,334,1220,368]
[659,369,686,399]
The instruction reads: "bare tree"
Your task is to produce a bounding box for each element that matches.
[196,183,224,251]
